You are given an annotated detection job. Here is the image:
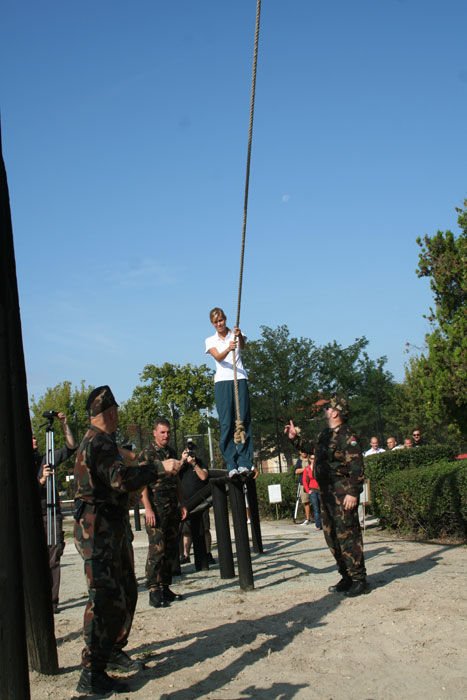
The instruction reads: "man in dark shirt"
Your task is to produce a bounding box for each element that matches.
[178,442,213,566]
[412,428,425,447]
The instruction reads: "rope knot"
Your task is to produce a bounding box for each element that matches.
[234,420,246,444]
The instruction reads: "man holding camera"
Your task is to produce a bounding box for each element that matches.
[178,440,214,567]
[35,411,76,614]
[140,418,187,608]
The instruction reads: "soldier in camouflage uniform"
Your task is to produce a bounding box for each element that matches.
[140,418,187,608]
[73,386,180,696]
[285,395,369,597]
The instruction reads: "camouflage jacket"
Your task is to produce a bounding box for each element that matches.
[294,423,364,497]
[74,426,163,512]
[138,443,180,505]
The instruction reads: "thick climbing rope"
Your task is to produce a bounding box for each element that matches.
[233,0,261,445]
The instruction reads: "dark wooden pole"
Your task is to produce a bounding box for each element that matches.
[133,500,141,531]
[0,128,58,676]
[228,478,254,591]
[0,283,30,697]
[0,132,30,698]
[211,478,235,579]
[190,511,209,571]
[246,477,263,554]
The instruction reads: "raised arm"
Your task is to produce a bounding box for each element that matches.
[58,412,76,449]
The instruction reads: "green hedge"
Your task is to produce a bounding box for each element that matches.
[377,459,466,539]
[255,472,297,519]
[364,445,456,517]
[253,449,466,540]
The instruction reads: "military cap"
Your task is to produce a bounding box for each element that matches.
[86,385,119,416]
[315,395,350,419]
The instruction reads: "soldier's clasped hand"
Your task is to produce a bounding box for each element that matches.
[162,458,181,475]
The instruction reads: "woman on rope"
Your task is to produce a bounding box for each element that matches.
[205,307,254,477]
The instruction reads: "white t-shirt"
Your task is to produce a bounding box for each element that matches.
[364,447,386,456]
[205,329,248,383]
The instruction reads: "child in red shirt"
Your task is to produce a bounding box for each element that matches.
[302,455,322,530]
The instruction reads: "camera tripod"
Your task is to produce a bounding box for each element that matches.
[41,412,58,546]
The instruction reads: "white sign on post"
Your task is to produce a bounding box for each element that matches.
[268,484,282,504]
[361,480,370,505]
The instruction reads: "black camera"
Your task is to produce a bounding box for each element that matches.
[185,439,197,459]
[42,410,59,420]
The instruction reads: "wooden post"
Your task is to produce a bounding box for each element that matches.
[228,478,254,591]
[211,478,235,579]
[133,500,141,531]
[0,130,58,677]
[246,477,263,554]
[0,297,30,697]
[190,511,209,571]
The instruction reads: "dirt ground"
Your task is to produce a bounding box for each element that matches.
[29,517,466,700]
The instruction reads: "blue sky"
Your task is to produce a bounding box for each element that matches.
[1,0,466,404]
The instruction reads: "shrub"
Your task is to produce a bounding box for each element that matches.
[255,472,297,519]
[364,445,456,517]
[378,459,466,539]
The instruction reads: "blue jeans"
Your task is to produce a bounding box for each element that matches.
[309,491,322,529]
[214,379,253,471]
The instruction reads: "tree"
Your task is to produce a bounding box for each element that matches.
[243,328,396,464]
[243,325,319,467]
[314,337,395,443]
[119,362,215,455]
[404,201,467,440]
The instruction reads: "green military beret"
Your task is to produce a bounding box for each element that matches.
[86,385,119,417]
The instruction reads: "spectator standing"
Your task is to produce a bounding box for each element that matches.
[295,450,312,525]
[412,428,425,447]
[178,444,214,565]
[302,452,322,531]
[364,437,385,457]
[386,436,403,450]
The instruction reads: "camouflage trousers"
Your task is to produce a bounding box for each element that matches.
[320,484,366,581]
[74,504,137,671]
[145,498,181,590]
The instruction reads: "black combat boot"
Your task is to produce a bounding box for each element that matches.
[76,668,130,694]
[107,649,141,673]
[328,576,353,593]
[163,585,184,603]
[344,579,370,597]
[149,587,169,608]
